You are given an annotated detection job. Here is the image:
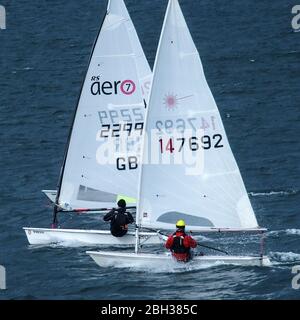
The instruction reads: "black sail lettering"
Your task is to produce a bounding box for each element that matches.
[91,82,101,95]
[101,81,113,95]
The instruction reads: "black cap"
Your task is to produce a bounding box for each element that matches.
[117,199,126,209]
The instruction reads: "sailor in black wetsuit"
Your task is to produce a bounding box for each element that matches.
[103,199,134,237]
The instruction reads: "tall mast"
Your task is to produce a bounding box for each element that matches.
[134,0,173,251]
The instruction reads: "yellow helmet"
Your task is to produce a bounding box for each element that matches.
[176,219,186,228]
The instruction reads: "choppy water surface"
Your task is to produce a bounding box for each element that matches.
[0,0,300,299]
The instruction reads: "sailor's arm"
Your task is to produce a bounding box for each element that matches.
[103,209,115,221]
[165,235,174,249]
[126,212,134,224]
[190,237,197,248]
[184,236,197,248]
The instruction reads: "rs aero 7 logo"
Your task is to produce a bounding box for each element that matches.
[91,75,136,96]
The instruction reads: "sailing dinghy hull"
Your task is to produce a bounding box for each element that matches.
[87,251,272,268]
[23,228,160,246]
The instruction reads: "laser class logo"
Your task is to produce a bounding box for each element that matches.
[163,93,194,110]
[164,93,179,110]
[90,75,136,96]
[0,5,6,30]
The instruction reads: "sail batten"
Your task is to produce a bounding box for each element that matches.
[137,0,258,231]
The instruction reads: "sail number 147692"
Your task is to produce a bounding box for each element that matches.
[159,134,224,153]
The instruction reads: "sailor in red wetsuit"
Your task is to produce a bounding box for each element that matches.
[165,220,197,262]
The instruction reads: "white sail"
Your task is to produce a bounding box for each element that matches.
[137,0,258,231]
[58,0,152,210]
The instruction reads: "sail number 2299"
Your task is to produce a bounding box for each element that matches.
[159,135,224,153]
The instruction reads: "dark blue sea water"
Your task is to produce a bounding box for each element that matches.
[1,0,300,300]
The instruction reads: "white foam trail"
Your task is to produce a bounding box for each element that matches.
[249,190,298,197]
[270,251,300,263]
[286,229,300,235]
[267,229,300,237]
[192,235,211,242]
[126,259,225,273]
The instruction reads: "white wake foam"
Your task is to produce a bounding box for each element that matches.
[270,251,300,263]
[126,259,225,274]
[286,229,300,235]
[249,190,298,197]
[267,229,300,237]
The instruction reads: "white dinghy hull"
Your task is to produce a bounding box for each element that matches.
[87,251,272,268]
[23,228,160,246]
